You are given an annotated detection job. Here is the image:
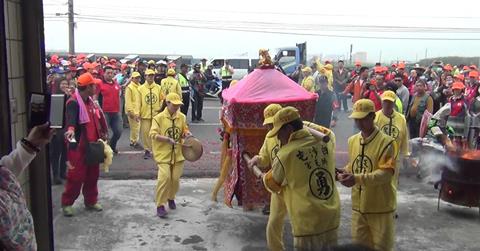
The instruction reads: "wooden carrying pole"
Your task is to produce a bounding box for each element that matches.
[243,153,264,178]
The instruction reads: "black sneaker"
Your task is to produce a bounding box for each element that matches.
[133,143,144,150]
[144,150,151,159]
[113,149,119,155]
[198,118,205,122]
[262,204,270,215]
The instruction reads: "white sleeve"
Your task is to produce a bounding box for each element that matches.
[0,141,36,177]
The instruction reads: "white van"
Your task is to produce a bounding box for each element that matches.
[208,57,251,80]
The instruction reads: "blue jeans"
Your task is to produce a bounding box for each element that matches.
[105,112,123,151]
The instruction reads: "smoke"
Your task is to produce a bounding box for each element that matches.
[416,151,457,184]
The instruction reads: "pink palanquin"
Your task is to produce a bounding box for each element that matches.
[220,68,318,209]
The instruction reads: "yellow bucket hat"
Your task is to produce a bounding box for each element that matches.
[267,106,301,138]
[165,92,183,105]
[263,104,282,125]
[381,90,397,102]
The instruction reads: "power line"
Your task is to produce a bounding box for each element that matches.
[73,4,480,20]
[54,16,480,41]
[44,13,480,33]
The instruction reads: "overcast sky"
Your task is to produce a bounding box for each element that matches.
[43,0,480,63]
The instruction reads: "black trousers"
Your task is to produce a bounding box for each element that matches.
[192,91,204,120]
[219,80,232,104]
[181,91,190,116]
[409,119,421,138]
[49,131,67,179]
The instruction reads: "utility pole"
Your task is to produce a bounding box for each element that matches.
[68,0,75,54]
[424,48,428,59]
[349,44,353,65]
[379,50,382,63]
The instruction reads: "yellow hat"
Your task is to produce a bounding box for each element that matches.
[301,66,312,73]
[165,92,183,105]
[324,64,333,70]
[145,69,155,75]
[381,90,396,102]
[167,68,176,76]
[263,104,282,125]
[148,60,155,65]
[131,71,141,78]
[267,106,301,138]
[349,99,375,119]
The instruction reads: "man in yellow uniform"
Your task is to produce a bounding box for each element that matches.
[124,71,142,148]
[338,99,397,251]
[160,68,182,98]
[262,106,340,250]
[150,93,191,218]
[375,91,409,187]
[301,67,315,92]
[137,69,164,159]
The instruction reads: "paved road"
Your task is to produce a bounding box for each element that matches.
[100,97,353,180]
[52,176,480,251]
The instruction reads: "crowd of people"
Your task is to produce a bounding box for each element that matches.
[38,53,480,251]
[45,54,239,219]
[296,59,480,149]
[45,54,237,184]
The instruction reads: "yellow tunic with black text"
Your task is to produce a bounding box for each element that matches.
[150,109,189,164]
[374,109,408,188]
[266,128,340,238]
[160,76,182,98]
[137,82,164,119]
[150,108,189,206]
[136,82,164,152]
[345,127,397,251]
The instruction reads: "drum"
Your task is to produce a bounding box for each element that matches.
[182,136,203,162]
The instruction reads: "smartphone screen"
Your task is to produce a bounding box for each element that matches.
[49,94,66,128]
[29,93,48,128]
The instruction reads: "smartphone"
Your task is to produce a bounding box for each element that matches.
[29,92,49,128]
[49,94,66,129]
[29,92,66,129]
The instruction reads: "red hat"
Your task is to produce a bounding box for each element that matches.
[77,73,97,86]
[355,61,361,66]
[452,81,465,90]
[121,63,128,70]
[391,63,397,68]
[382,66,389,72]
[463,66,469,71]
[443,64,453,71]
[91,62,101,68]
[397,63,405,69]
[76,54,86,61]
[374,66,384,74]
[455,74,465,81]
[470,65,478,70]
[110,58,117,63]
[83,62,93,70]
[469,71,479,78]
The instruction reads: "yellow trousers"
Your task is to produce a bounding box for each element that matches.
[267,193,287,251]
[294,228,338,251]
[155,162,184,207]
[140,119,152,152]
[128,117,140,144]
[351,210,395,251]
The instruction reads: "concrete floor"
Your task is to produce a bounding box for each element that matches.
[51,174,480,251]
